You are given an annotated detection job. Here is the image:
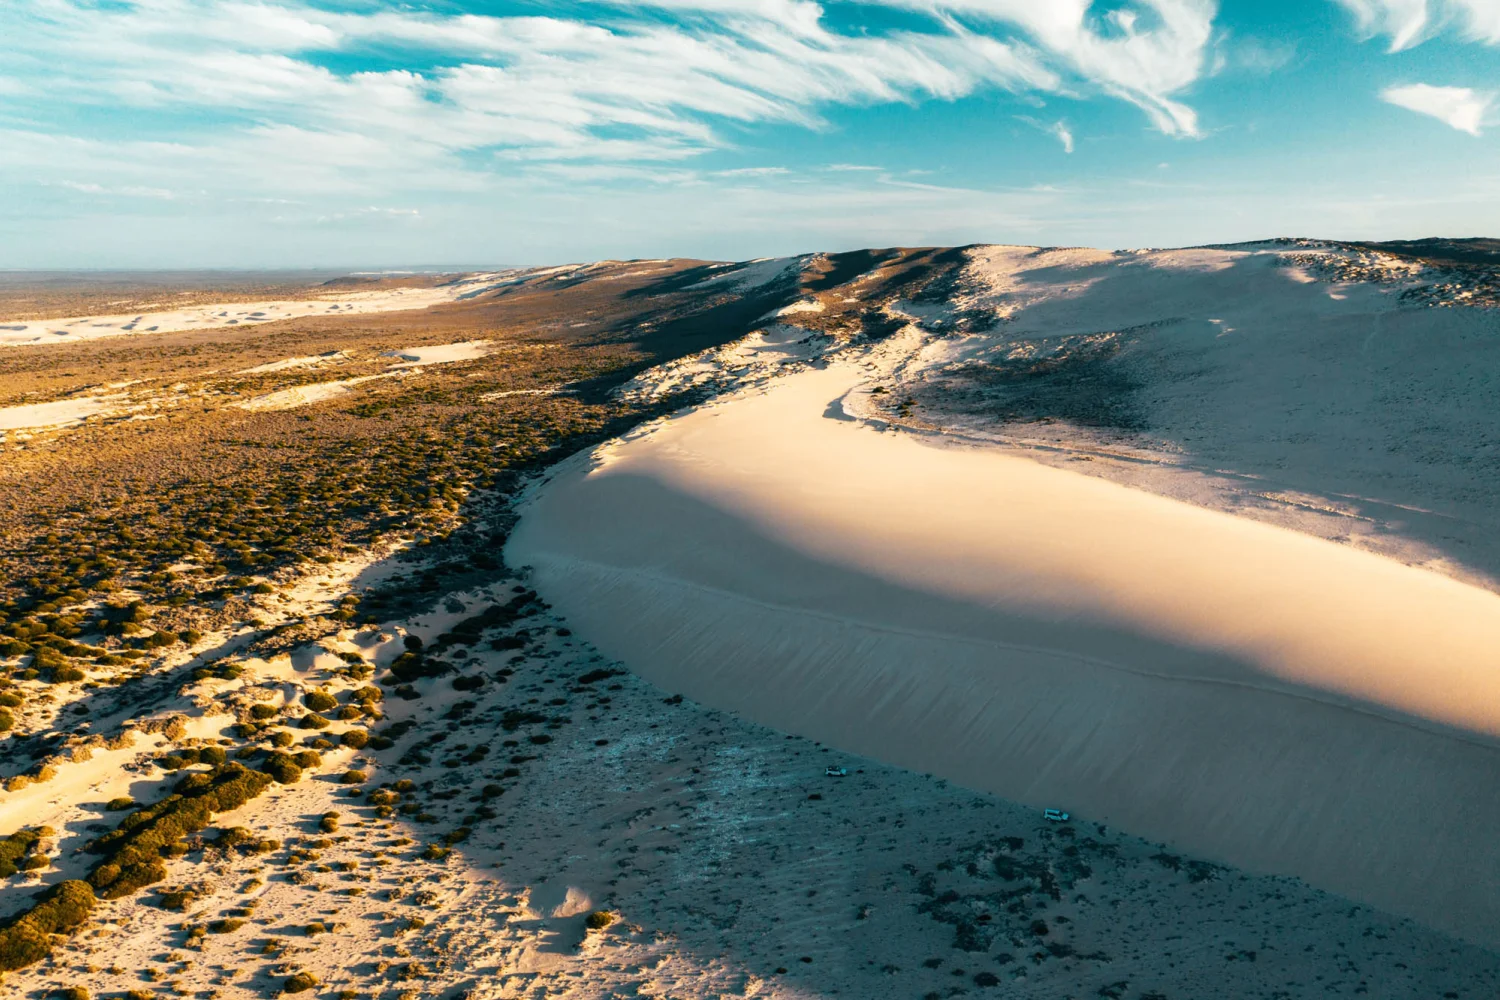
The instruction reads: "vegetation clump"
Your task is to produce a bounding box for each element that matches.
[284,971,321,993]
[304,690,338,712]
[0,827,51,878]
[0,880,95,971]
[87,763,273,899]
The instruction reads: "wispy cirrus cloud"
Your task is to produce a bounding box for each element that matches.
[1334,0,1500,50]
[0,0,1217,198]
[1016,115,1076,152]
[1382,82,1496,133]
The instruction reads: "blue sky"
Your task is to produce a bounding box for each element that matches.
[1,0,1497,267]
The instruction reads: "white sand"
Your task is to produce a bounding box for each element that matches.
[384,339,492,367]
[509,359,1500,949]
[0,394,121,430]
[233,375,391,412]
[238,350,348,374]
[0,273,523,347]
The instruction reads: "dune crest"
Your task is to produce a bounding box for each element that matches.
[510,246,1500,949]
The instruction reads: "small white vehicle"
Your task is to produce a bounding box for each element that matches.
[1043,808,1070,822]
[825,766,849,777]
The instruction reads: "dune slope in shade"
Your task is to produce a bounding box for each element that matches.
[509,362,1500,950]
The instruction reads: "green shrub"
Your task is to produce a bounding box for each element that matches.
[200,745,227,766]
[261,752,302,784]
[271,730,295,748]
[0,880,95,971]
[293,750,322,769]
[58,987,90,1000]
[20,854,49,871]
[340,728,369,749]
[0,709,12,732]
[208,918,245,934]
[319,812,340,833]
[105,797,136,811]
[157,890,196,910]
[87,764,273,900]
[0,692,22,708]
[340,770,367,785]
[284,971,320,993]
[0,828,45,877]
[250,703,279,721]
[304,690,337,712]
[585,910,616,931]
[299,712,331,730]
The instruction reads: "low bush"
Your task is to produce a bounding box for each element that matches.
[86,764,273,900]
[300,713,331,730]
[261,752,302,784]
[319,812,340,833]
[157,889,196,910]
[250,703,279,721]
[585,910,616,931]
[340,770,367,785]
[284,971,321,993]
[304,690,338,713]
[0,828,50,877]
[105,796,136,811]
[0,880,95,971]
[340,728,369,749]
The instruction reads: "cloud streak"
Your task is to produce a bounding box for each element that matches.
[0,0,1215,192]
[1382,82,1495,133]
[1334,0,1500,50]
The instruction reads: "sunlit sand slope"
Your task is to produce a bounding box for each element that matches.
[509,362,1500,949]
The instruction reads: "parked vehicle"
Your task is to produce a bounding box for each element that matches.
[1043,808,1070,822]
[825,766,849,777]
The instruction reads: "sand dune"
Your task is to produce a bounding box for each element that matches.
[509,359,1500,949]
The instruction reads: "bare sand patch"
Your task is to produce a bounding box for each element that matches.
[233,375,393,412]
[0,275,520,347]
[384,339,492,367]
[0,394,122,430]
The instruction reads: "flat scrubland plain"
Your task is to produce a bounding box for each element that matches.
[1,242,1498,1000]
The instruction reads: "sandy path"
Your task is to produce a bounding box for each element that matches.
[508,362,1500,949]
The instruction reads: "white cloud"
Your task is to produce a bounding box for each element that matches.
[0,0,1224,263]
[1334,0,1500,50]
[1052,121,1076,153]
[1381,82,1495,133]
[875,0,1218,136]
[1016,115,1076,151]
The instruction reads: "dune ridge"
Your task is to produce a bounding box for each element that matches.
[509,359,1500,950]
